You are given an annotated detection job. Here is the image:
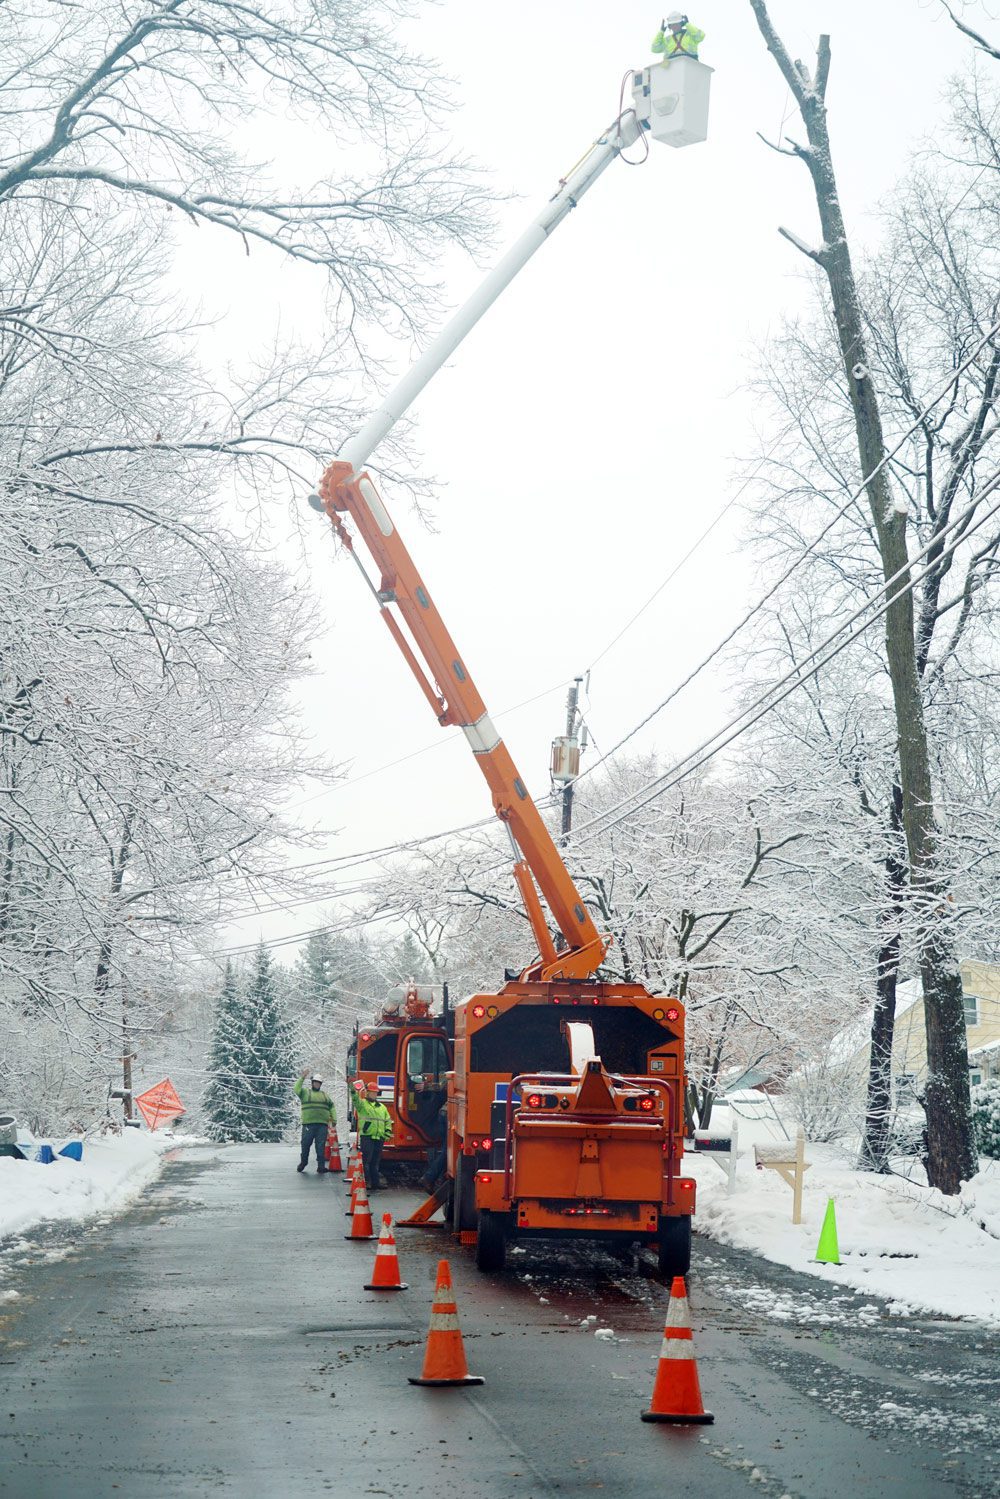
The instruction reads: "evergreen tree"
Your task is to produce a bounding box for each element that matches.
[203,949,295,1142]
[293,931,340,1020]
[392,932,430,984]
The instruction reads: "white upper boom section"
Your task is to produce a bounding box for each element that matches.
[338,112,643,476]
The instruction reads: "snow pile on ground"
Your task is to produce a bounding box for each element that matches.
[0,1130,191,1252]
[689,1141,1000,1325]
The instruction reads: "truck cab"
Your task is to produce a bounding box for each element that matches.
[346,984,453,1167]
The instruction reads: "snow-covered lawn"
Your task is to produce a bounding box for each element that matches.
[0,1131,192,1261]
[689,1141,1000,1326]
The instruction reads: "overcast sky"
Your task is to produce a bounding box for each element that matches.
[197,0,989,955]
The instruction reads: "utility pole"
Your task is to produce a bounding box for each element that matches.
[551,676,587,839]
[550,677,587,955]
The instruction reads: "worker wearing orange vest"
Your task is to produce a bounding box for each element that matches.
[652,13,705,60]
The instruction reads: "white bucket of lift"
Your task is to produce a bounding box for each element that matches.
[631,58,713,148]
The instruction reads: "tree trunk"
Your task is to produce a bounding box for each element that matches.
[748,0,977,1192]
[859,784,905,1172]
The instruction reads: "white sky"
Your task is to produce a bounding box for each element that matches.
[202,0,984,953]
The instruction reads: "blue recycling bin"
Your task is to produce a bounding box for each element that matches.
[35,1143,55,1164]
[58,1141,83,1162]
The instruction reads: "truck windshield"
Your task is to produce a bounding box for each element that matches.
[359,1031,398,1072]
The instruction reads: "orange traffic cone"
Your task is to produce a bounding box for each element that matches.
[344,1180,376,1241]
[408,1260,483,1387]
[344,1148,361,1191]
[364,1214,408,1291]
[345,1156,366,1216]
[326,1127,344,1173]
[641,1277,714,1424]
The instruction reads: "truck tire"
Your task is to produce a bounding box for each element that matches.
[475,1210,507,1273]
[657,1215,692,1279]
[452,1152,477,1233]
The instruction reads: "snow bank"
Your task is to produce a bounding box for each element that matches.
[689,1144,1000,1326]
[0,1130,186,1253]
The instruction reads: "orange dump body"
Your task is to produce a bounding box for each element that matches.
[447,981,694,1249]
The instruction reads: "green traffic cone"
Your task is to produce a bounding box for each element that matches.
[815,1197,840,1264]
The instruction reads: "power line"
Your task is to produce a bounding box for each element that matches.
[584,414,803,674]
[226,471,1000,955]
[569,472,1000,848]
[218,322,1000,954]
[573,318,1000,792]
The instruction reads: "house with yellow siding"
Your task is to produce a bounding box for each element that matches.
[850,960,1000,1094]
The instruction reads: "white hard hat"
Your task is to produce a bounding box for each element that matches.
[667,11,688,23]
[311,1073,324,1082]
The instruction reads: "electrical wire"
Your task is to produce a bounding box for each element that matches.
[573,318,1000,791]
[219,169,1000,951]
[568,471,1000,848]
[221,467,1000,955]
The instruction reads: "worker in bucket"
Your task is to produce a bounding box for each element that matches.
[352,1078,393,1191]
[294,1070,336,1174]
[652,12,705,59]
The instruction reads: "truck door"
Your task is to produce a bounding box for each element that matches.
[396,1031,450,1143]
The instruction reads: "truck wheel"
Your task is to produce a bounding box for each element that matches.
[475,1210,507,1273]
[657,1215,692,1278]
[452,1152,477,1233]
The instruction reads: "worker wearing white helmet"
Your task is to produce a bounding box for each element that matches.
[652,13,705,60]
[294,1068,336,1174]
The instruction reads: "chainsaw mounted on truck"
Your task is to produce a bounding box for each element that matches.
[310,61,712,1273]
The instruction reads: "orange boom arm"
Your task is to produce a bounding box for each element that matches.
[313,461,610,983]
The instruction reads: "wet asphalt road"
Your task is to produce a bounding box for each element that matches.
[0,1144,998,1498]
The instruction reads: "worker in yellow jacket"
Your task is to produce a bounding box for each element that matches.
[652,13,705,60]
[352,1079,393,1191]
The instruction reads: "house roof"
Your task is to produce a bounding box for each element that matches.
[831,976,923,1063]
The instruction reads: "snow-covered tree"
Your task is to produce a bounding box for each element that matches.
[292,933,342,1023]
[741,1,1000,1188]
[0,0,495,1129]
[203,951,295,1142]
[971,1079,1000,1160]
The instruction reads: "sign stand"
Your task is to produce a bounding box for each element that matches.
[754,1128,809,1223]
[691,1114,739,1194]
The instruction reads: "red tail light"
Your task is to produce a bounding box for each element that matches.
[471,1004,486,1019]
[526,1093,542,1109]
[666,1006,680,1021]
[639,1097,655,1113]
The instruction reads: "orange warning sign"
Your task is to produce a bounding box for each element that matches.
[134,1078,185,1130]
